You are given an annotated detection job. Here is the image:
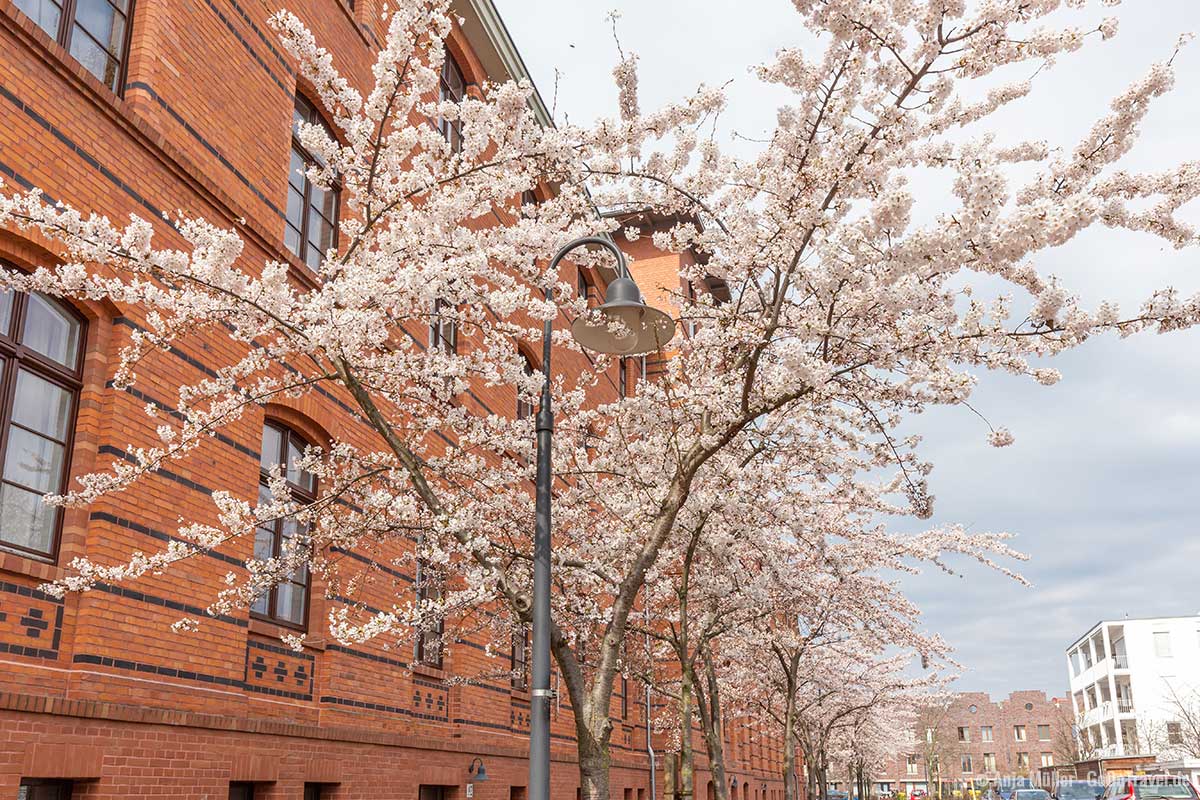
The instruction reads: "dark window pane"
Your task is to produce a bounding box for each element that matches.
[0,289,14,336]
[276,580,305,623]
[260,425,282,471]
[305,246,321,270]
[307,211,334,253]
[13,369,72,441]
[0,481,57,553]
[22,293,81,367]
[288,150,307,192]
[253,524,274,560]
[74,0,126,57]
[69,27,121,90]
[4,426,65,493]
[309,184,336,221]
[284,225,302,257]
[286,187,305,229]
[13,0,62,38]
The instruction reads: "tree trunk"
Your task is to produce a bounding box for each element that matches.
[580,730,614,800]
[680,668,696,800]
[695,650,729,800]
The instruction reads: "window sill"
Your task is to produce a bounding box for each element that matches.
[247,616,325,650]
[0,548,63,582]
[412,662,446,680]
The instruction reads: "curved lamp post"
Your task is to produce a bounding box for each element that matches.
[528,236,675,800]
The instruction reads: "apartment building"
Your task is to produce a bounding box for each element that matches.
[867,692,1070,796]
[1066,615,1200,761]
[0,0,784,798]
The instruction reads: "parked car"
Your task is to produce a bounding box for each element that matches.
[1055,781,1105,800]
[999,781,1036,800]
[1013,790,1051,800]
[827,790,850,800]
[1102,777,1199,800]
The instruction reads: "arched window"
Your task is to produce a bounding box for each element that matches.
[439,48,466,153]
[0,287,84,559]
[252,421,316,628]
[286,94,340,270]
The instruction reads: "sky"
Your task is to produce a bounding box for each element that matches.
[494,0,1200,699]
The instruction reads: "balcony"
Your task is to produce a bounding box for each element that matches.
[1113,654,1129,669]
[1117,699,1134,713]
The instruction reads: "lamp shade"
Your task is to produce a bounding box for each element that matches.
[570,276,676,355]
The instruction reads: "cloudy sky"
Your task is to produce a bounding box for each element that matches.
[495,0,1200,699]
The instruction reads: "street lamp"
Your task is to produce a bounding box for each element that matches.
[528,236,675,800]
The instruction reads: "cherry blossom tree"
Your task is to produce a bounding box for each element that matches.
[1,0,1199,798]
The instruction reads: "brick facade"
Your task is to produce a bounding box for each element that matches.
[0,1,785,798]
[864,692,1070,794]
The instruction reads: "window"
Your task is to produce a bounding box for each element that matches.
[430,298,457,354]
[251,422,315,628]
[1070,649,1081,676]
[14,0,131,92]
[1038,724,1050,741]
[961,756,973,773]
[682,280,699,337]
[414,559,444,668]
[511,624,529,690]
[517,355,537,420]
[1040,753,1054,768]
[229,784,255,800]
[1014,725,1026,741]
[1168,722,1184,745]
[621,673,629,718]
[926,727,934,744]
[439,49,466,153]
[958,726,970,742]
[619,355,645,398]
[578,267,596,306]
[983,754,995,772]
[1154,631,1173,658]
[286,94,340,269]
[1016,753,1029,768]
[0,288,83,560]
[907,756,919,776]
[304,786,326,800]
[981,726,993,742]
[18,780,73,800]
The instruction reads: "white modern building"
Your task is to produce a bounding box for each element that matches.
[1066,615,1200,760]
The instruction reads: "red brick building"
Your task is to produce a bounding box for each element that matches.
[864,692,1071,796]
[0,1,786,798]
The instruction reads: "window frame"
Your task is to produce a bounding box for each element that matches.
[286,94,341,269]
[439,48,467,153]
[251,420,316,630]
[414,558,445,668]
[511,623,529,690]
[0,285,86,561]
[429,297,458,354]
[15,0,135,94]
[517,354,537,420]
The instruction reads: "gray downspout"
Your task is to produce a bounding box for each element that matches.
[646,604,657,800]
